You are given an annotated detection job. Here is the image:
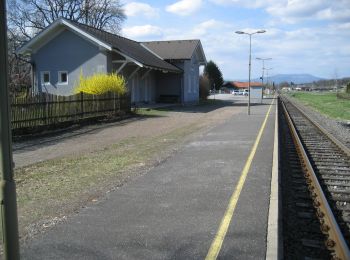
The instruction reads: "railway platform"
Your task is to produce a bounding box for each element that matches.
[21,97,278,259]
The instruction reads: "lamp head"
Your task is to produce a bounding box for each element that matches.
[257,30,266,33]
[235,31,245,34]
[256,57,272,60]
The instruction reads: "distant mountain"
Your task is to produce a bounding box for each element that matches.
[228,74,324,85]
[263,74,324,84]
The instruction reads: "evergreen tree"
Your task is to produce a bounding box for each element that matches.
[204,60,224,90]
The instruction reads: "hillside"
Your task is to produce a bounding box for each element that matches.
[258,74,323,84]
[230,74,324,84]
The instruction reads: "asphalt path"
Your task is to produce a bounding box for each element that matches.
[21,96,276,259]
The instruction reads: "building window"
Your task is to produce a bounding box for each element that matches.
[41,71,50,85]
[58,71,68,84]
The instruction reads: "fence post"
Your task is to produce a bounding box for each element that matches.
[45,93,49,125]
[0,2,20,258]
[113,92,116,114]
[80,92,84,119]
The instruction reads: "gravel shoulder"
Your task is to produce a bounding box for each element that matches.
[13,102,243,168]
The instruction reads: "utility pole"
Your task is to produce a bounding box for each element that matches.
[0,0,20,259]
[256,57,271,101]
[248,34,251,114]
[235,29,266,115]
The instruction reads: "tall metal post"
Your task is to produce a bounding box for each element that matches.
[236,29,266,115]
[260,61,264,103]
[248,35,252,115]
[261,60,265,85]
[261,60,264,102]
[256,58,271,102]
[0,0,21,259]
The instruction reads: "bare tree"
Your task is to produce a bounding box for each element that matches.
[6,0,126,94]
[7,31,32,96]
[7,0,126,39]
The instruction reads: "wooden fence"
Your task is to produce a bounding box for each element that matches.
[11,92,130,130]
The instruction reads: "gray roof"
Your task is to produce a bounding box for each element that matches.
[18,18,182,73]
[70,21,181,73]
[142,40,204,61]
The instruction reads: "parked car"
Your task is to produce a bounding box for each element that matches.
[231,90,239,95]
[243,89,249,96]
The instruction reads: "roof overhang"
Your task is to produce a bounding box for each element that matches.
[112,48,181,74]
[112,48,143,68]
[17,18,112,55]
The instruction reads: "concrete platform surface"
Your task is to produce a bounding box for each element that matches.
[21,99,276,260]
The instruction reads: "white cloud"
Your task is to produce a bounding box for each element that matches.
[316,7,350,22]
[209,0,350,24]
[124,2,159,18]
[122,25,163,38]
[122,2,350,78]
[166,0,203,16]
[266,0,329,23]
[182,21,350,78]
[266,1,350,24]
[209,0,280,9]
[191,19,227,37]
[267,0,327,17]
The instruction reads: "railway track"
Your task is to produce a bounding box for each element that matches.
[279,95,350,259]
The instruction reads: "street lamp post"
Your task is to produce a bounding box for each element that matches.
[235,30,266,115]
[256,57,272,101]
[256,57,272,85]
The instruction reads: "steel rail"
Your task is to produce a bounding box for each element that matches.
[280,97,350,260]
[281,95,350,157]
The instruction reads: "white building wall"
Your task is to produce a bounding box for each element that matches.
[250,86,263,103]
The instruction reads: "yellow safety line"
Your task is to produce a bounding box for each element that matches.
[205,99,275,260]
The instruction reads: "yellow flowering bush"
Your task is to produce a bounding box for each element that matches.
[75,72,126,95]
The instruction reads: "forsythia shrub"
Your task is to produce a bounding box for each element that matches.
[75,72,126,95]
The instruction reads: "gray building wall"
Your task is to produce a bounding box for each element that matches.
[128,70,156,103]
[32,29,107,95]
[183,57,199,103]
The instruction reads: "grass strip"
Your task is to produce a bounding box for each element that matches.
[13,122,202,240]
[135,108,170,116]
[290,92,350,120]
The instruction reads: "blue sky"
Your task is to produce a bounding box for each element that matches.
[121,0,350,80]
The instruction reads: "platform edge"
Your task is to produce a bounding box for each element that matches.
[266,97,282,260]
